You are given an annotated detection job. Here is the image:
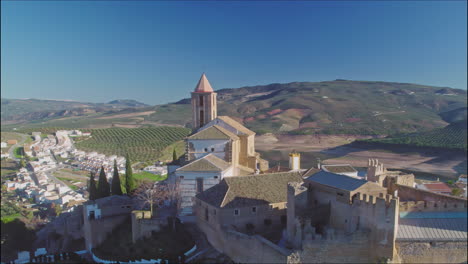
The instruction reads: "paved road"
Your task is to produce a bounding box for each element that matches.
[43,165,69,188]
[7,133,29,161]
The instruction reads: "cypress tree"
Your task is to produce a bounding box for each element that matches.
[124,154,135,195]
[172,148,177,162]
[97,166,110,199]
[88,172,97,201]
[111,159,123,195]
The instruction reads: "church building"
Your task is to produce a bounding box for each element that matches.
[171,73,269,217]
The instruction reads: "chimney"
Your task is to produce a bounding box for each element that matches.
[289,150,301,171]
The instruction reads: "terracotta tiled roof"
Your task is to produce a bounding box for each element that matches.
[188,125,239,140]
[193,73,214,93]
[196,171,303,208]
[216,116,255,136]
[177,154,231,172]
[422,183,452,193]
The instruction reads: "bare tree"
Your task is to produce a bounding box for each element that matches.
[134,179,182,217]
[134,181,159,217]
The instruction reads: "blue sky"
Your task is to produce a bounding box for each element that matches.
[1,1,466,105]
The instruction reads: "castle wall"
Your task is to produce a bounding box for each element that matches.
[131,211,167,243]
[399,200,467,212]
[396,241,467,263]
[82,200,133,252]
[297,231,374,263]
[393,184,468,204]
[195,198,287,234]
[196,215,291,263]
[83,215,128,251]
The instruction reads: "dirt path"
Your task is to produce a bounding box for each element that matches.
[256,134,467,178]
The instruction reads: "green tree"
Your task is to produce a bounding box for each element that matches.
[97,166,110,199]
[452,188,462,196]
[124,154,135,195]
[88,172,97,201]
[172,148,177,161]
[111,160,123,195]
[19,159,26,168]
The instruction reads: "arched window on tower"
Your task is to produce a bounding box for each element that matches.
[200,110,204,126]
[199,96,204,106]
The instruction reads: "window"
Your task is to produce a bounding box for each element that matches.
[337,192,344,197]
[280,215,287,225]
[89,211,95,220]
[179,176,184,180]
[214,176,218,179]
[199,96,204,106]
[211,148,215,152]
[234,209,240,216]
[205,208,209,221]
[196,178,204,194]
[251,207,257,214]
[204,148,208,152]
[264,219,272,226]
[200,110,204,126]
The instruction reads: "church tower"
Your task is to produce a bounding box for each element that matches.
[191,73,217,130]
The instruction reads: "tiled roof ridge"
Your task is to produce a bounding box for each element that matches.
[225,170,300,180]
[188,125,239,140]
[212,125,240,140]
[176,156,216,172]
[216,116,255,135]
[204,153,230,170]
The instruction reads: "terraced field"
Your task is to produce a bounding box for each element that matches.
[364,120,467,150]
[75,127,191,162]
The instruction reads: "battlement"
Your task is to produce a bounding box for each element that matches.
[352,192,397,207]
[400,201,467,212]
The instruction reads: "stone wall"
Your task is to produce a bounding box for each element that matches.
[131,211,167,243]
[83,215,128,251]
[400,200,467,212]
[397,241,467,263]
[296,231,376,263]
[195,198,286,234]
[393,184,467,204]
[197,216,291,264]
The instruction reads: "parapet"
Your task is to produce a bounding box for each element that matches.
[400,200,467,212]
[352,192,398,208]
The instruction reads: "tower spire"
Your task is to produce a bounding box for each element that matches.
[194,73,214,93]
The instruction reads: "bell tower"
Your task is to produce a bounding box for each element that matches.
[191,73,217,130]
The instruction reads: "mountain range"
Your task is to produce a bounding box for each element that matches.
[1,80,466,135]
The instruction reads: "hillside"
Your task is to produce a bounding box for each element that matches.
[0,98,149,124]
[362,119,467,151]
[74,127,190,162]
[2,80,466,135]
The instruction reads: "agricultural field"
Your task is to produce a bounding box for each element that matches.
[363,120,467,150]
[75,127,191,162]
[1,159,20,178]
[133,171,167,182]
